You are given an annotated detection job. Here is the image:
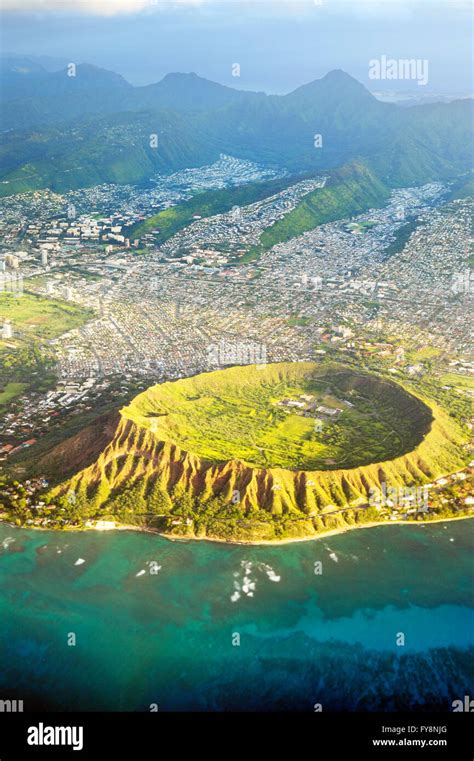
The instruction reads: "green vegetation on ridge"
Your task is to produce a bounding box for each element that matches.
[241,162,390,262]
[127,174,299,244]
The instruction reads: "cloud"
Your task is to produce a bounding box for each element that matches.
[0,0,203,15]
[0,0,467,17]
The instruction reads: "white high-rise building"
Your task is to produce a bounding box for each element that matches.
[64,286,73,301]
[41,250,48,266]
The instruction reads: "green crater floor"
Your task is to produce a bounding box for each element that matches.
[122,362,433,471]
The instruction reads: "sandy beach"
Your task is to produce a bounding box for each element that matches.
[115,513,474,546]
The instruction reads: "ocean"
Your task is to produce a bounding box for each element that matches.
[1,520,473,712]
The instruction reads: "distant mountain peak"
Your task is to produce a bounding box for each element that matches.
[138,71,247,111]
[158,71,235,91]
[161,72,202,81]
[61,63,131,87]
[322,68,357,82]
[285,69,376,107]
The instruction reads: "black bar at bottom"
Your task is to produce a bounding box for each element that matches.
[0,711,472,759]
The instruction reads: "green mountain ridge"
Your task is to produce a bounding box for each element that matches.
[243,161,390,262]
[127,173,310,243]
[0,64,472,197]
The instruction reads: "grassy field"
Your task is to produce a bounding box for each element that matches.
[409,346,442,361]
[0,293,93,413]
[0,292,93,345]
[440,373,474,391]
[287,316,311,327]
[124,362,432,470]
[0,381,27,407]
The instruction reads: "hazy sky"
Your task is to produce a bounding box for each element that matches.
[1,0,472,93]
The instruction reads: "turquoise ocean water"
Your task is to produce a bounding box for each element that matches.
[0,520,473,711]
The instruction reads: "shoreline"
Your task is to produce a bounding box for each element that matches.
[148,514,474,546]
[3,513,472,546]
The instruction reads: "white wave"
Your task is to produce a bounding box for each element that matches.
[266,569,281,582]
[230,560,282,602]
[146,561,162,573]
